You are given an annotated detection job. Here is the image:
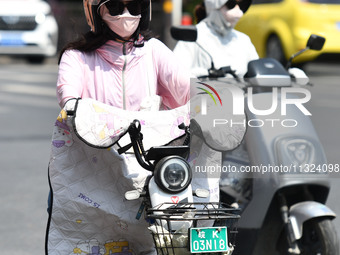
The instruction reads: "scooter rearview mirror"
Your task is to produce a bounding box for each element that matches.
[306,34,326,51]
[171,26,219,74]
[170,26,197,42]
[286,34,326,69]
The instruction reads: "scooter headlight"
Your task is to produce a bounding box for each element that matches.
[154,156,192,194]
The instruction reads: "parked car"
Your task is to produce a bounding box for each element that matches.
[235,0,340,64]
[0,0,58,63]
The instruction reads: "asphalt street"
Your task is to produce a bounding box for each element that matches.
[0,58,59,255]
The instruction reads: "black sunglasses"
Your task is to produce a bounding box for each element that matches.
[105,0,142,16]
[225,0,242,10]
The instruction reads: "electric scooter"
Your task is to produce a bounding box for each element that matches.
[120,119,240,255]
[61,77,245,254]
[171,26,339,255]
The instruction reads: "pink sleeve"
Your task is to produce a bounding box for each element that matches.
[151,39,190,109]
[56,50,85,108]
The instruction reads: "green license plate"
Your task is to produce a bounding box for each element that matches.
[190,227,229,253]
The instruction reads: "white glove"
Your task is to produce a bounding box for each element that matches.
[63,98,77,111]
[288,68,309,85]
[191,67,209,78]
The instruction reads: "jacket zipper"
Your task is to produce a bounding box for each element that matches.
[122,43,127,110]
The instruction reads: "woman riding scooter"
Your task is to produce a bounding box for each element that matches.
[173,0,257,210]
[46,0,191,254]
[172,1,339,254]
[173,0,258,77]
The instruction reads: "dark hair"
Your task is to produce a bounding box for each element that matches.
[58,1,152,64]
[58,26,152,64]
[194,1,207,24]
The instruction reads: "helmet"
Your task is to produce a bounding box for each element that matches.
[83,0,151,34]
[83,0,101,33]
[204,0,252,15]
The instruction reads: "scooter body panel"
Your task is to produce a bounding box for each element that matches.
[149,177,193,206]
[237,92,329,228]
[148,177,194,230]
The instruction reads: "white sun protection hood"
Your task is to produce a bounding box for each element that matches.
[204,0,228,14]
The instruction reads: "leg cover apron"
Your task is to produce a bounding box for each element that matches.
[45,95,245,254]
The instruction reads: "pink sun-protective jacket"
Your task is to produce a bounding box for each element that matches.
[56,38,190,110]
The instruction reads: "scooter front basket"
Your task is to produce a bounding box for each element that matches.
[146,202,240,255]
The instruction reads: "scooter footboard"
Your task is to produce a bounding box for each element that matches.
[289,201,336,240]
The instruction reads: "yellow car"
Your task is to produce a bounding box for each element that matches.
[235,0,340,64]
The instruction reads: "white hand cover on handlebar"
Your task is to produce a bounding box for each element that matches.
[190,81,246,151]
[70,98,189,149]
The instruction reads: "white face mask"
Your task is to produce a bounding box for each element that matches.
[220,5,243,28]
[100,5,141,39]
